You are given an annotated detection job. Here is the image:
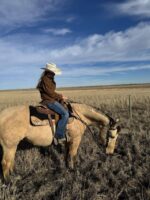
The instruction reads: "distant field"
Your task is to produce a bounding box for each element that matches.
[0,84,150,200]
[0,84,150,111]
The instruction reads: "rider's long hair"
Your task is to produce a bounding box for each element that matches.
[36,70,55,89]
[36,71,46,89]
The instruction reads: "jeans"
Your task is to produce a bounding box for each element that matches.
[47,101,69,139]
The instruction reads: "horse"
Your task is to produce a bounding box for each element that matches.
[0,103,121,180]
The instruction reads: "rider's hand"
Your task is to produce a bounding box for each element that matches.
[62,95,68,100]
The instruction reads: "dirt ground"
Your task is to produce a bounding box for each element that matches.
[0,85,150,200]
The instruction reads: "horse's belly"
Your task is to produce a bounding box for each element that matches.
[26,126,53,146]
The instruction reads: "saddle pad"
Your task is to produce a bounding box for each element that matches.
[29,105,53,126]
[31,116,49,126]
[29,105,74,126]
[31,116,75,127]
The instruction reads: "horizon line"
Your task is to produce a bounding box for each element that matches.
[0,82,150,92]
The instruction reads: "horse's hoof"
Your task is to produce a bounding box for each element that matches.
[68,166,74,172]
[2,175,11,185]
[67,159,74,170]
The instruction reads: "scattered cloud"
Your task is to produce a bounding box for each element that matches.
[0,0,150,89]
[62,64,150,77]
[44,28,72,35]
[0,22,150,83]
[0,0,65,28]
[114,0,150,18]
[66,16,76,23]
[48,22,150,63]
[0,22,150,71]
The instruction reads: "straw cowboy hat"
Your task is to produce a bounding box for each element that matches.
[41,63,62,75]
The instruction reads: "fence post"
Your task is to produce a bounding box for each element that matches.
[129,95,132,120]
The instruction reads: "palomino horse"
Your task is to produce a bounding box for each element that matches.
[0,103,120,180]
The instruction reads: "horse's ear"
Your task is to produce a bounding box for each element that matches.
[117,126,121,133]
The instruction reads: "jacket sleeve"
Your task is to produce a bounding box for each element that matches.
[42,76,63,100]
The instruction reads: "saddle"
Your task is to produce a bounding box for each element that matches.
[30,102,74,137]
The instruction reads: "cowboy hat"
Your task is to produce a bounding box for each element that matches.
[41,63,62,75]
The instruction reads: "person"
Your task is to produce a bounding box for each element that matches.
[36,63,69,143]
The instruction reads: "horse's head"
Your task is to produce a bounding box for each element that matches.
[106,118,121,154]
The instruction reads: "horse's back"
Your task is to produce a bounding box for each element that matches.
[0,105,28,122]
[0,105,29,147]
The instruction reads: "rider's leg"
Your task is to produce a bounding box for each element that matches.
[47,101,69,139]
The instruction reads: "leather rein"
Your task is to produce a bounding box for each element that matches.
[65,101,113,147]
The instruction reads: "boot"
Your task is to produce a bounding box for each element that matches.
[57,137,66,145]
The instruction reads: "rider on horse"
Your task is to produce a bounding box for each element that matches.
[36,63,69,144]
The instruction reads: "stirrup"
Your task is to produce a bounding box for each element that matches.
[57,138,66,145]
[53,137,58,146]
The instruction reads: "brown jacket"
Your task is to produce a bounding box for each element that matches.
[38,74,63,103]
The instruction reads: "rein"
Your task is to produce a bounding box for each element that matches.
[65,101,93,133]
[70,104,94,135]
[65,101,106,148]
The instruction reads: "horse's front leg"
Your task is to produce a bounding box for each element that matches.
[67,136,81,169]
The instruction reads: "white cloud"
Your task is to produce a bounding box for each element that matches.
[44,28,72,35]
[0,0,64,28]
[62,64,150,77]
[48,22,150,63]
[66,16,76,23]
[115,0,150,18]
[0,22,150,76]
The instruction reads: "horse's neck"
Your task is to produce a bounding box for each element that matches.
[71,103,110,126]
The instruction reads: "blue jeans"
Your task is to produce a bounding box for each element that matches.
[47,101,69,139]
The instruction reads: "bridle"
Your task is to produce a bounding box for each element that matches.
[106,127,118,147]
[104,113,119,147]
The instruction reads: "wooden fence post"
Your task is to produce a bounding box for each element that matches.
[129,95,132,120]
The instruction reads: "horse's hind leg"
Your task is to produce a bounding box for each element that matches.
[68,136,81,169]
[2,145,17,180]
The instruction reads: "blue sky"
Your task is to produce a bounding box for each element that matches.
[0,0,150,89]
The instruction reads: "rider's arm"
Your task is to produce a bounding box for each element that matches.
[42,76,63,100]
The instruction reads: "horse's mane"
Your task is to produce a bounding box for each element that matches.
[69,100,98,111]
[69,100,115,124]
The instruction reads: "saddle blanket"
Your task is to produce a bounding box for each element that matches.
[29,105,74,126]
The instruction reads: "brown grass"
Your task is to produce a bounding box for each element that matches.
[0,85,150,200]
[0,85,149,110]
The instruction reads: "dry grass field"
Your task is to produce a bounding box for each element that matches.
[0,84,150,200]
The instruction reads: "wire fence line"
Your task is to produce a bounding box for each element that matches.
[0,90,150,118]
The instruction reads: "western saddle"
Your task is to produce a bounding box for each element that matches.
[33,101,74,143]
[36,104,59,137]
